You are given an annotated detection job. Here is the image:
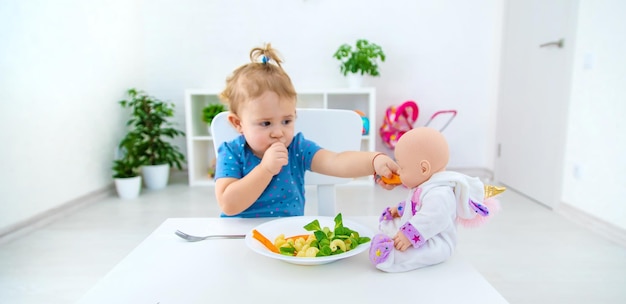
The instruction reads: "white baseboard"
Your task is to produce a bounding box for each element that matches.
[556,203,626,248]
[0,185,114,245]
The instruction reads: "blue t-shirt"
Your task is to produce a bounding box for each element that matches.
[214,132,321,218]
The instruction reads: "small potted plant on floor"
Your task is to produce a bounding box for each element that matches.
[202,103,226,135]
[112,135,143,199]
[119,88,186,190]
[333,39,386,88]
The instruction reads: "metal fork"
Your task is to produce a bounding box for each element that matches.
[174,230,246,242]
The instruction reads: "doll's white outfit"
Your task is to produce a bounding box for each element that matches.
[369,171,486,273]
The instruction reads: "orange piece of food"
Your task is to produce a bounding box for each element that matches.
[252,229,279,253]
[381,174,402,185]
[285,234,310,241]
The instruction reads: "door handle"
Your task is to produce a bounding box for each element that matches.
[539,39,564,48]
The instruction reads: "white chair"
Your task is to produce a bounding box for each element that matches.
[211,108,363,216]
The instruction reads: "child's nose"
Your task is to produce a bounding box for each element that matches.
[270,126,283,138]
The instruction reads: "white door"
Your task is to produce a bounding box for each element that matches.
[495,0,578,208]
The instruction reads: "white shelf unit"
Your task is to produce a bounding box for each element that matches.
[184,87,377,186]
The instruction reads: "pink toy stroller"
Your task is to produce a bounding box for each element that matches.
[379,100,457,150]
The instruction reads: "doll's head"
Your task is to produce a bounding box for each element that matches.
[394,127,449,189]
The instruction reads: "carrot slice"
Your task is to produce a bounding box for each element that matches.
[252,229,279,253]
[381,174,402,185]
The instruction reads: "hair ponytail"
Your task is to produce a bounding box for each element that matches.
[249,43,284,68]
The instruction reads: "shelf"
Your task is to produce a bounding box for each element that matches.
[184,88,377,186]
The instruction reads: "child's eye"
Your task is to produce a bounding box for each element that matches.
[282,119,292,125]
[260,121,271,127]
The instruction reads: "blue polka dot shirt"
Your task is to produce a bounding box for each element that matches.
[215,132,321,218]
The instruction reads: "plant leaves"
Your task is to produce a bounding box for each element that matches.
[116,88,186,171]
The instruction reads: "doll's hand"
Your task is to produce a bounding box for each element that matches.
[389,206,400,218]
[393,231,411,252]
[380,206,400,221]
[260,142,288,175]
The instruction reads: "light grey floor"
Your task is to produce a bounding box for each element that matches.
[1,173,625,304]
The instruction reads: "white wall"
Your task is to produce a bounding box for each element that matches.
[140,0,504,169]
[562,0,626,230]
[0,0,503,233]
[0,0,144,232]
[11,1,624,235]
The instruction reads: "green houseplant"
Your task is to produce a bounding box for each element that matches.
[112,139,142,179]
[112,117,143,199]
[333,39,386,77]
[119,88,186,189]
[202,103,226,134]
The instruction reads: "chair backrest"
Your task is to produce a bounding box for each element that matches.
[211,108,363,216]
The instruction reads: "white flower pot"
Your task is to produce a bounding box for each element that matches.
[114,176,142,199]
[142,164,170,190]
[347,73,364,88]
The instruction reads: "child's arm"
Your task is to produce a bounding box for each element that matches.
[215,142,288,216]
[214,168,273,216]
[310,150,399,187]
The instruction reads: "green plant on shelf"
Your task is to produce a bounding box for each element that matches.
[202,103,227,126]
[333,39,386,77]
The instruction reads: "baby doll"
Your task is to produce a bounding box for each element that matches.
[369,127,502,273]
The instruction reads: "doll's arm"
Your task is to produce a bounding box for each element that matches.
[392,231,412,251]
[379,201,406,222]
[397,188,455,248]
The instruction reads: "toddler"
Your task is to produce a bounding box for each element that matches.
[214,43,398,218]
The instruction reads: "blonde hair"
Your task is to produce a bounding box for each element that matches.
[219,43,297,115]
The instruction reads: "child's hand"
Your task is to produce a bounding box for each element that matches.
[372,154,400,189]
[260,142,288,175]
[393,231,411,251]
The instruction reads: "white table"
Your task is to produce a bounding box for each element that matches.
[78,217,508,303]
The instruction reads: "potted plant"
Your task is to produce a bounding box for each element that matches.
[119,88,186,190]
[333,39,386,87]
[112,135,143,199]
[202,103,226,135]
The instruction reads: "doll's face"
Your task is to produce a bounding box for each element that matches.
[393,127,450,189]
[394,140,430,189]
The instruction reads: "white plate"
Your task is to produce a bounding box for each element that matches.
[245,216,374,266]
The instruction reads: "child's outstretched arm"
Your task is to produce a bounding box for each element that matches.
[310,150,399,189]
